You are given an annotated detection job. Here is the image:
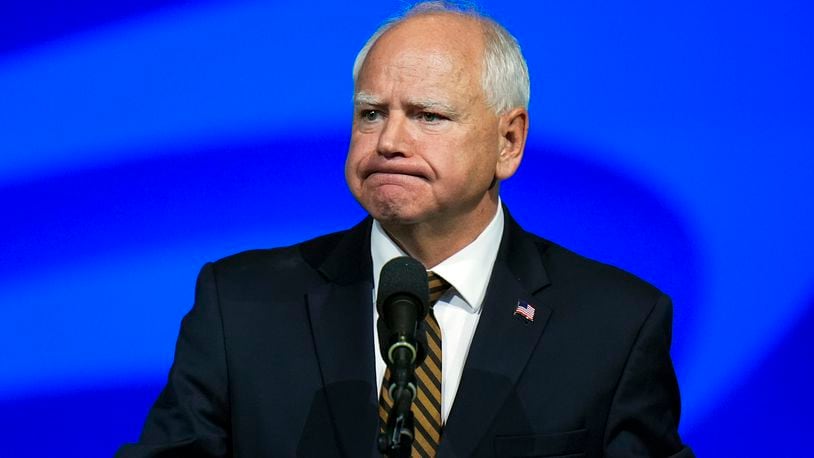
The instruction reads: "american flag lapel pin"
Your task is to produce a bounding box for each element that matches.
[514,300,535,322]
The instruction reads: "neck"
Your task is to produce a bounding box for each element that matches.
[381,194,499,268]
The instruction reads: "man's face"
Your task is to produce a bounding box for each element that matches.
[346,15,511,228]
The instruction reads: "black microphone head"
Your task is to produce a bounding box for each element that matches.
[377,256,429,324]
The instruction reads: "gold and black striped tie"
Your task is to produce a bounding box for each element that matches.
[379,271,450,457]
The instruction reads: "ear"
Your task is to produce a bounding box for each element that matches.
[495,107,528,180]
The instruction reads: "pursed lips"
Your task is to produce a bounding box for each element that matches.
[363,165,430,182]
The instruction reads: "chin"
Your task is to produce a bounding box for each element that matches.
[361,196,424,225]
[368,207,418,224]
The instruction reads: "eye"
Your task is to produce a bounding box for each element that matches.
[361,110,382,122]
[419,112,445,123]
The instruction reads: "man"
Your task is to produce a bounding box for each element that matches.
[118,2,693,457]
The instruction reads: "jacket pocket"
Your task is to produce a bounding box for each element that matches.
[494,428,588,457]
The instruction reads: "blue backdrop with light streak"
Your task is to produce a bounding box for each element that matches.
[1,1,812,456]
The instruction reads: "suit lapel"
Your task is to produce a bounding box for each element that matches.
[302,211,552,456]
[439,212,552,457]
[305,219,380,458]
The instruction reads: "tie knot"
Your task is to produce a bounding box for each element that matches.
[427,271,451,305]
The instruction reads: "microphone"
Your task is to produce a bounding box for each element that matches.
[378,256,429,370]
[376,256,429,454]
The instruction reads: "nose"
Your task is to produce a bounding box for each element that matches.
[376,113,411,158]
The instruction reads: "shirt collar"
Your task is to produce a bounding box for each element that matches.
[371,199,504,313]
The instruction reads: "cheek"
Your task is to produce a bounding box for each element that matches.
[345,137,367,179]
[344,152,363,192]
[346,139,382,197]
[454,135,500,178]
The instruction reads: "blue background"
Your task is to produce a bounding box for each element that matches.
[1,1,812,456]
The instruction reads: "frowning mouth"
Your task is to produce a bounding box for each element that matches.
[364,171,429,185]
[363,167,429,181]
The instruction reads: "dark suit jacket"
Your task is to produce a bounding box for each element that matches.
[117,211,693,457]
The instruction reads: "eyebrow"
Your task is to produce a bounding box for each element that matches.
[354,92,383,106]
[407,99,458,115]
[354,92,459,116]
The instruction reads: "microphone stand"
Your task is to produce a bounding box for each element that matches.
[378,336,425,457]
[379,367,415,457]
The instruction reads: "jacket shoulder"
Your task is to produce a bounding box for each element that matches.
[529,234,666,312]
[205,226,356,289]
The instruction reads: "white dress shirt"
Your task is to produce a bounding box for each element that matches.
[371,202,504,423]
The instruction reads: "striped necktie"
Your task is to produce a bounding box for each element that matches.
[379,271,450,457]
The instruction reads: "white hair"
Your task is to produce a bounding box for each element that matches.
[352,1,530,114]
